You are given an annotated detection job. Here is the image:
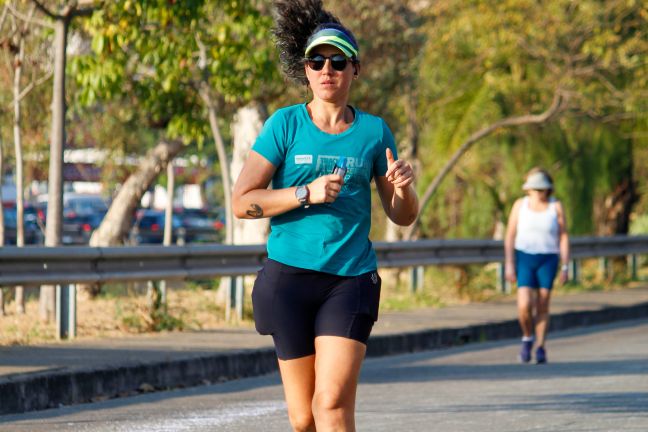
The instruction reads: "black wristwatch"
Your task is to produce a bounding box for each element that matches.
[295,185,310,208]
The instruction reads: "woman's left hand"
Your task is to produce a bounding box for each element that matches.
[385,148,414,189]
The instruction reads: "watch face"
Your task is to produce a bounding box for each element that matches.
[296,186,308,201]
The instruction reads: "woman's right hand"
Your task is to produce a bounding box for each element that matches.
[308,174,345,204]
[505,264,516,283]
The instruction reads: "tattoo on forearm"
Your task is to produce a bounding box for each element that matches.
[246,204,264,218]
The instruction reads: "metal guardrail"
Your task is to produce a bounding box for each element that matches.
[1,235,646,339]
[1,235,647,286]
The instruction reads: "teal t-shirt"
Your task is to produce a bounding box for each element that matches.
[252,103,397,276]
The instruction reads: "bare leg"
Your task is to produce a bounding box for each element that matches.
[312,336,367,432]
[534,288,551,347]
[278,355,316,432]
[517,287,535,338]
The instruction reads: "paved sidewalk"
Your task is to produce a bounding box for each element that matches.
[1,287,648,415]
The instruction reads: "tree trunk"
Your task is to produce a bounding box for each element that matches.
[78,139,184,298]
[41,16,70,323]
[215,102,268,305]
[596,175,638,280]
[598,178,638,236]
[200,88,233,245]
[0,133,4,246]
[13,27,26,314]
[0,133,4,316]
[231,102,269,245]
[383,87,419,289]
[90,139,184,247]
[163,160,175,246]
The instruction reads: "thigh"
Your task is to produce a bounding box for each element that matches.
[536,254,559,289]
[517,286,535,309]
[252,259,323,360]
[314,336,366,404]
[315,271,381,345]
[278,355,316,427]
[515,250,539,288]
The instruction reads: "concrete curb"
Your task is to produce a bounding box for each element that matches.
[1,301,647,416]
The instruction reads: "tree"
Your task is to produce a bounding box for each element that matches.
[26,0,96,321]
[73,0,278,248]
[1,0,53,315]
[410,0,647,239]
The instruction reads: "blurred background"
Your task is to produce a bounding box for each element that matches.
[0,0,646,342]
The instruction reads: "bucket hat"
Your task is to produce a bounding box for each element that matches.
[522,171,553,190]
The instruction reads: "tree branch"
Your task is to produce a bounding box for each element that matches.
[403,89,567,240]
[7,1,54,29]
[0,4,9,33]
[29,0,59,20]
[7,69,53,108]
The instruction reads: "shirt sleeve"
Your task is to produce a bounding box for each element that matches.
[251,111,287,167]
[374,119,398,177]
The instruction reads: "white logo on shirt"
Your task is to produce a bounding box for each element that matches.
[295,155,313,164]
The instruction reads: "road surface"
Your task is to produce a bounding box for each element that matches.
[1,319,646,431]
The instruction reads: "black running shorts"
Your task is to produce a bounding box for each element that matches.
[251,259,382,360]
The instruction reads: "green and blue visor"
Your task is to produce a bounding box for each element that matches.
[304,28,359,60]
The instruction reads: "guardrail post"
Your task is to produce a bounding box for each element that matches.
[497,263,511,294]
[56,284,76,340]
[599,257,609,279]
[225,277,234,322]
[159,280,168,310]
[410,266,424,293]
[235,276,244,321]
[569,259,580,283]
[225,276,244,322]
[628,254,638,281]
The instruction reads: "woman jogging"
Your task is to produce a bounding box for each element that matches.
[504,167,570,364]
[232,1,418,430]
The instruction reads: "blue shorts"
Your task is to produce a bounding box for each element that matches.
[515,250,559,289]
[251,259,382,360]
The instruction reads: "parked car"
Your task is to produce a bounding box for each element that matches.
[129,209,183,244]
[33,194,109,244]
[63,193,109,216]
[2,204,44,245]
[176,207,224,243]
[61,210,107,245]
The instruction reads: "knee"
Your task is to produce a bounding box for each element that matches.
[518,301,532,314]
[536,302,550,316]
[312,389,347,419]
[288,411,315,432]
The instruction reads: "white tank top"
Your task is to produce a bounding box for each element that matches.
[514,197,560,254]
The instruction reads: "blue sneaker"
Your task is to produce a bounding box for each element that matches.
[519,340,533,363]
[536,346,547,364]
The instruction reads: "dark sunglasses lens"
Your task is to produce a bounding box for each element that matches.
[307,56,326,71]
[306,55,348,71]
[330,55,348,71]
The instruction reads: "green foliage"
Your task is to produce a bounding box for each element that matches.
[71,0,278,144]
[630,214,648,235]
[415,0,647,238]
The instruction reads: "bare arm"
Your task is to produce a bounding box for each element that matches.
[232,151,299,219]
[375,149,418,226]
[555,200,570,282]
[504,199,522,282]
[232,150,345,219]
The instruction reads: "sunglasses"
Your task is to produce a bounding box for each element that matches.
[305,54,352,72]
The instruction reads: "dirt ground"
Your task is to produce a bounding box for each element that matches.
[0,281,255,346]
[1,260,644,346]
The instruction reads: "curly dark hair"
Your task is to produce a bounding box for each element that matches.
[273,0,352,85]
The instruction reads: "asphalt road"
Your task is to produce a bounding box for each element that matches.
[2,319,647,431]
